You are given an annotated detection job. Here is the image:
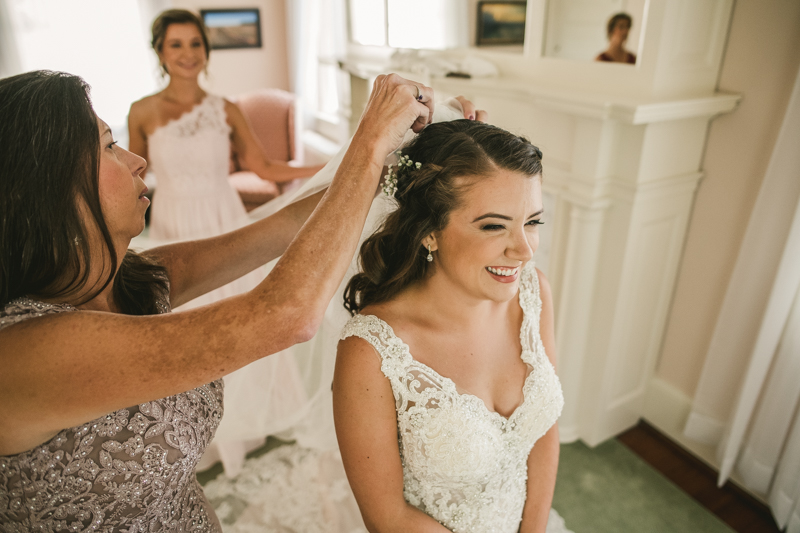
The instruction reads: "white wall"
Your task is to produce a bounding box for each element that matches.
[656,0,800,398]
[171,0,290,97]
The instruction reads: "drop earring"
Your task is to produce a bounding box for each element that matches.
[426,245,433,263]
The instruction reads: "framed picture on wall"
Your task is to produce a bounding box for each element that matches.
[476,1,527,46]
[200,8,262,49]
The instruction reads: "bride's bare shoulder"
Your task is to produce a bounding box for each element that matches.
[359,298,410,327]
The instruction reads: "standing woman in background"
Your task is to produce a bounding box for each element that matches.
[595,12,636,64]
[127,9,323,475]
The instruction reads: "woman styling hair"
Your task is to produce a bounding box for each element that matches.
[0,69,447,531]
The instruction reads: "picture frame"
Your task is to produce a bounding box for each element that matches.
[476,1,527,46]
[200,8,262,50]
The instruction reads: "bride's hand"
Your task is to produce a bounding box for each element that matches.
[354,73,433,157]
[454,95,489,123]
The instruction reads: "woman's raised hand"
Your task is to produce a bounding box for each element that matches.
[454,95,489,123]
[354,73,434,158]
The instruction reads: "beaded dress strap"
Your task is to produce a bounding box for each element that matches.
[0,298,76,331]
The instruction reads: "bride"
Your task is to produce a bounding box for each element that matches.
[334,119,564,533]
[200,103,571,533]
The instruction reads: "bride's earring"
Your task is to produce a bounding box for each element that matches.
[426,245,433,263]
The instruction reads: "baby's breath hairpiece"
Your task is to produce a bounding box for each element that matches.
[383,151,423,197]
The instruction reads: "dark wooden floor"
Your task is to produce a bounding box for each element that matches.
[617,421,781,533]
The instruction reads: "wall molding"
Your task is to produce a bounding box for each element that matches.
[643,376,768,501]
[432,77,741,125]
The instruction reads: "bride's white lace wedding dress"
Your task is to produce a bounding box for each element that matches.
[341,261,566,533]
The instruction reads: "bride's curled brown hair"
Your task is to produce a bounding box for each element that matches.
[344,119,542,315]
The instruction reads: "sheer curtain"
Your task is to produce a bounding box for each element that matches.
[286,0,348,145]
[684,65,800,531]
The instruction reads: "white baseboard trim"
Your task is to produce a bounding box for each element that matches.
[642,376,768,504]
[684,411,726,446]
[643,376,693,434]
[643,376,721,469]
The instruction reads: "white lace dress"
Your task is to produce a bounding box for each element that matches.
[148,95,247,248]
[340,261,569,533]
[146,94,309,476]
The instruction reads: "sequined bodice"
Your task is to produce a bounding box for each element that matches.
[340,262,564,533]
[0,298,224,532]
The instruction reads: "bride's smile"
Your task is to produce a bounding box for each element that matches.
[424,167,544,304]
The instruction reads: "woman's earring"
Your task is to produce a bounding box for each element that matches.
[426,245,433,263]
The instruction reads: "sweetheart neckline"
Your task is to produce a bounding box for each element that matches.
[358,311,537,425]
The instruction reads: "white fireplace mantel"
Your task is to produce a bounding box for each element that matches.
[339,0,741,446]
[430,77,739,445]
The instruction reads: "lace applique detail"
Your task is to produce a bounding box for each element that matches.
[200,440,572,533]
[0,297,224,532]
[156,95,231,139]
[203,443,367,533]
[340,262,564,533]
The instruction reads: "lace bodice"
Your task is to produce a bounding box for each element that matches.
[148,95,232,199]
[0,298,224,532]
[340,262,564,533]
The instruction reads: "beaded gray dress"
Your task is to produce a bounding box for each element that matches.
[0,298,224,532]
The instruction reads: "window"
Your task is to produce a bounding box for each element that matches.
[348,0,469,50]
[6,0,160,146]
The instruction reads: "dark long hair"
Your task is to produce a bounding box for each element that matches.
[343,120,543,315]
[0,70,168,315]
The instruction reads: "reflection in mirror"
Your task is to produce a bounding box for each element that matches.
[543,0,646,64]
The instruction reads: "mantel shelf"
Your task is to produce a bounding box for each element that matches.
[431,76,742,125]
[340,57,741,125]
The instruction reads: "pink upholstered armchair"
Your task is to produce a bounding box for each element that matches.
[229,88,304,211]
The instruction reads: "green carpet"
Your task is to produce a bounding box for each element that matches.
[552,440,735,533]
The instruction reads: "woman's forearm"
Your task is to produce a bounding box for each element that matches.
[149,189,326,307]
[249,139,384,333]
[251,158,324,183]
[519,424,560,533]
[364,504,452,533]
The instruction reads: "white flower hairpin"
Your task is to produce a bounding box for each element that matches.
[383,151,423,198]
